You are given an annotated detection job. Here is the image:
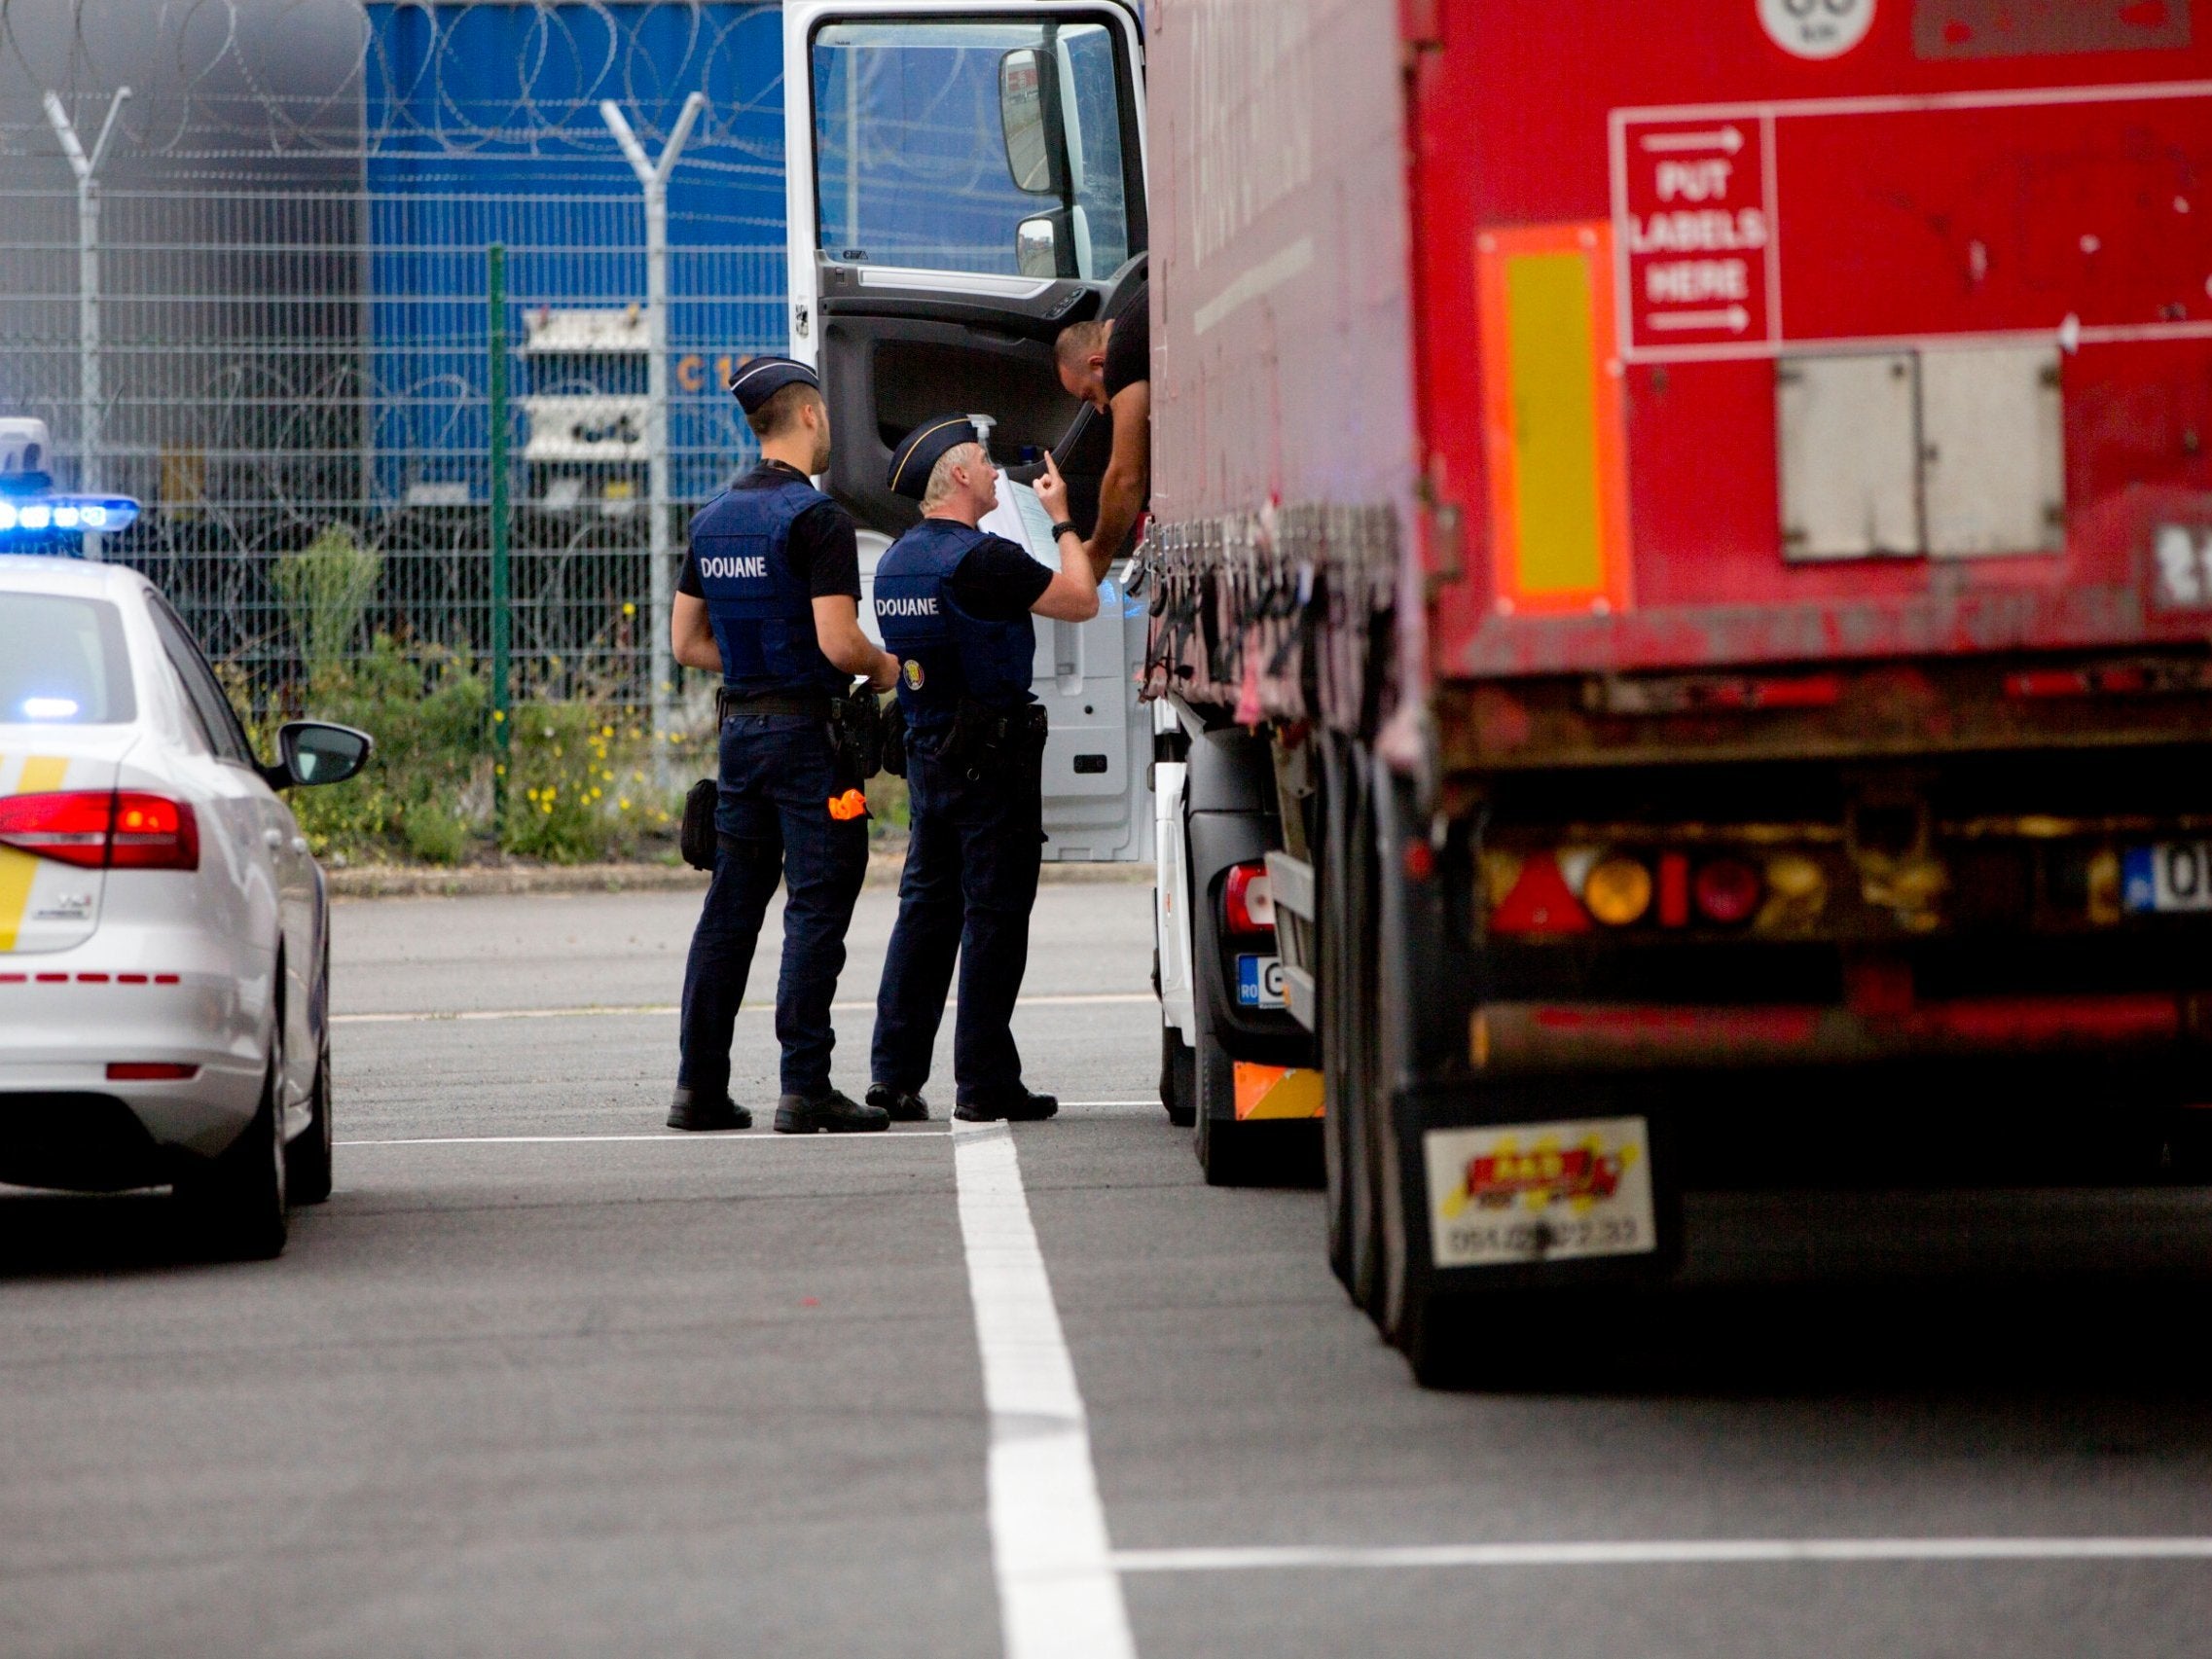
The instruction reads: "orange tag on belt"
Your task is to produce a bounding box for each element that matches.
[827,788,869,821]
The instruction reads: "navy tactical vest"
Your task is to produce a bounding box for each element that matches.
[873,520,1037,745]
[687,474,847,698]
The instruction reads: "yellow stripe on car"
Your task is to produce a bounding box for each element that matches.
[18,756,70,794]
[0,755,71,952]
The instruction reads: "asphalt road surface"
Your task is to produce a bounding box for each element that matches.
[4,884,2211,1656]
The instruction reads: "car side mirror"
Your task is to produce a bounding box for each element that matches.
[271,720,373,788]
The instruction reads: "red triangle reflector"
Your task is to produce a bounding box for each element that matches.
[1491,852,1593,935]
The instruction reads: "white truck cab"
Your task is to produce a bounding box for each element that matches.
[780,0,1152,863]
[777,1,1321,1175]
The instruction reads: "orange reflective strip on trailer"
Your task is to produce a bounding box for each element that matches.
[1475,222,1632,618]
[1233,1063,1324,1122]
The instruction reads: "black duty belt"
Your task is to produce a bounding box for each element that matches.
[717,686,830,722]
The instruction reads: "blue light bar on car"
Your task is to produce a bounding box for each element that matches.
[0,494,141,544]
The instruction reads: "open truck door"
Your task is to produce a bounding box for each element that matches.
[782,0,1152,861]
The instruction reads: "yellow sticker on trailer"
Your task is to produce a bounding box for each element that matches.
[1475,223,1632,619]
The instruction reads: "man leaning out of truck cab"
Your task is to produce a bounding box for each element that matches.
[666,356,898,1136]
[864,417,1108,1123]
[1052,274,1149,565]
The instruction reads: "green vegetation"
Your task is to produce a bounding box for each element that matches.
[245,638,490,863]
[270,523,384,686]
[223,525,908,867]
[233,636,708,866]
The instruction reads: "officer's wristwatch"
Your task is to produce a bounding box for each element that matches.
[1050,521,1081,543]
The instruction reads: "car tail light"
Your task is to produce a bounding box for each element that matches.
[1693,857,1763,925]
[0,791,112,868]
[1224,861,1275,935]
[0,791,198,871]
[107,1063,199,1081]
[109,794,199,870]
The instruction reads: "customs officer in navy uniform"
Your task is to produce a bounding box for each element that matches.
[863,416,1110,1124]
[666,357,898,1135]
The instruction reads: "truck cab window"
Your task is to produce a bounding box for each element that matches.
[812,18,1139,280]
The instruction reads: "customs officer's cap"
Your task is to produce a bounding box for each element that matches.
[887,414,987,500]
[726,355,820,414]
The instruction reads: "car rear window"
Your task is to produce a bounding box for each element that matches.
[0,594,136,724]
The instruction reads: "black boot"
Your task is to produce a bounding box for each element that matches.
[953,1090,1059,1124]
[774,1089,891,1135]
[865,1083,930,1123]
[668,1088,751,1132]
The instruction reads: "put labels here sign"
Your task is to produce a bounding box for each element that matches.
[1615,117,1776,354]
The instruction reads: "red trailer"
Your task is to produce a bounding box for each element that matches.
[1151,0,2212,1380]
[782,0,2212,1381]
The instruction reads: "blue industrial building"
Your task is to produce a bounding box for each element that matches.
[364,1,789,508]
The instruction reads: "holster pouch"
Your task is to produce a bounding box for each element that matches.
[680,777,719,872]
[942,699,1050,779]
[881,698,908,778]
[826,688,887,786]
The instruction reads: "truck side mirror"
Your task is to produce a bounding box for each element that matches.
[1016,215,1059,278]
[999,47,1062,195]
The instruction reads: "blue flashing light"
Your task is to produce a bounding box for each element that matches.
[0,492,140,551]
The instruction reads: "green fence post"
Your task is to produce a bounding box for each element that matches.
[488,242,512,835]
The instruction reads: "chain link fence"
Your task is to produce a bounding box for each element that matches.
[1,0,791,721]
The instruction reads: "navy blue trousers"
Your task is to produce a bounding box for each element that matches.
[677,712,868,1102]
[870,741,1043,1107]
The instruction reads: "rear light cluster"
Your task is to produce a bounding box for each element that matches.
[1491,848,1829,935]
[0,791,198,871]
[1223,861,1276,936]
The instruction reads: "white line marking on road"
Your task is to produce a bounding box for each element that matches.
[1109,1538,2212,1573]
[338,1131,952,1147]
[952,1120,1137,1659]
[332,992,1153,1026]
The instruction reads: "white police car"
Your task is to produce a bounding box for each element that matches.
[1,423,370,1257]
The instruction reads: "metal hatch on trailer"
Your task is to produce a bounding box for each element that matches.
[780,0,1152,861]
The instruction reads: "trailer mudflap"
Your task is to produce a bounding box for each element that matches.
[1390,1080,1686,1291]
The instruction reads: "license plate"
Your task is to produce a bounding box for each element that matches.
[1423,1117,1657,1270]
[1236,954,1286,1009]
[2123,843,2212,913]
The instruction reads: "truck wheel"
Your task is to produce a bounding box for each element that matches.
[1319,735,1358,1287]
[287,1029,334,1206]
[1324,741,1384,1310]
[175,1049,289,1261]
[1160,1024,1197,1129]
[1396,1287,1465,1389]
[1368,765,1436,1365]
